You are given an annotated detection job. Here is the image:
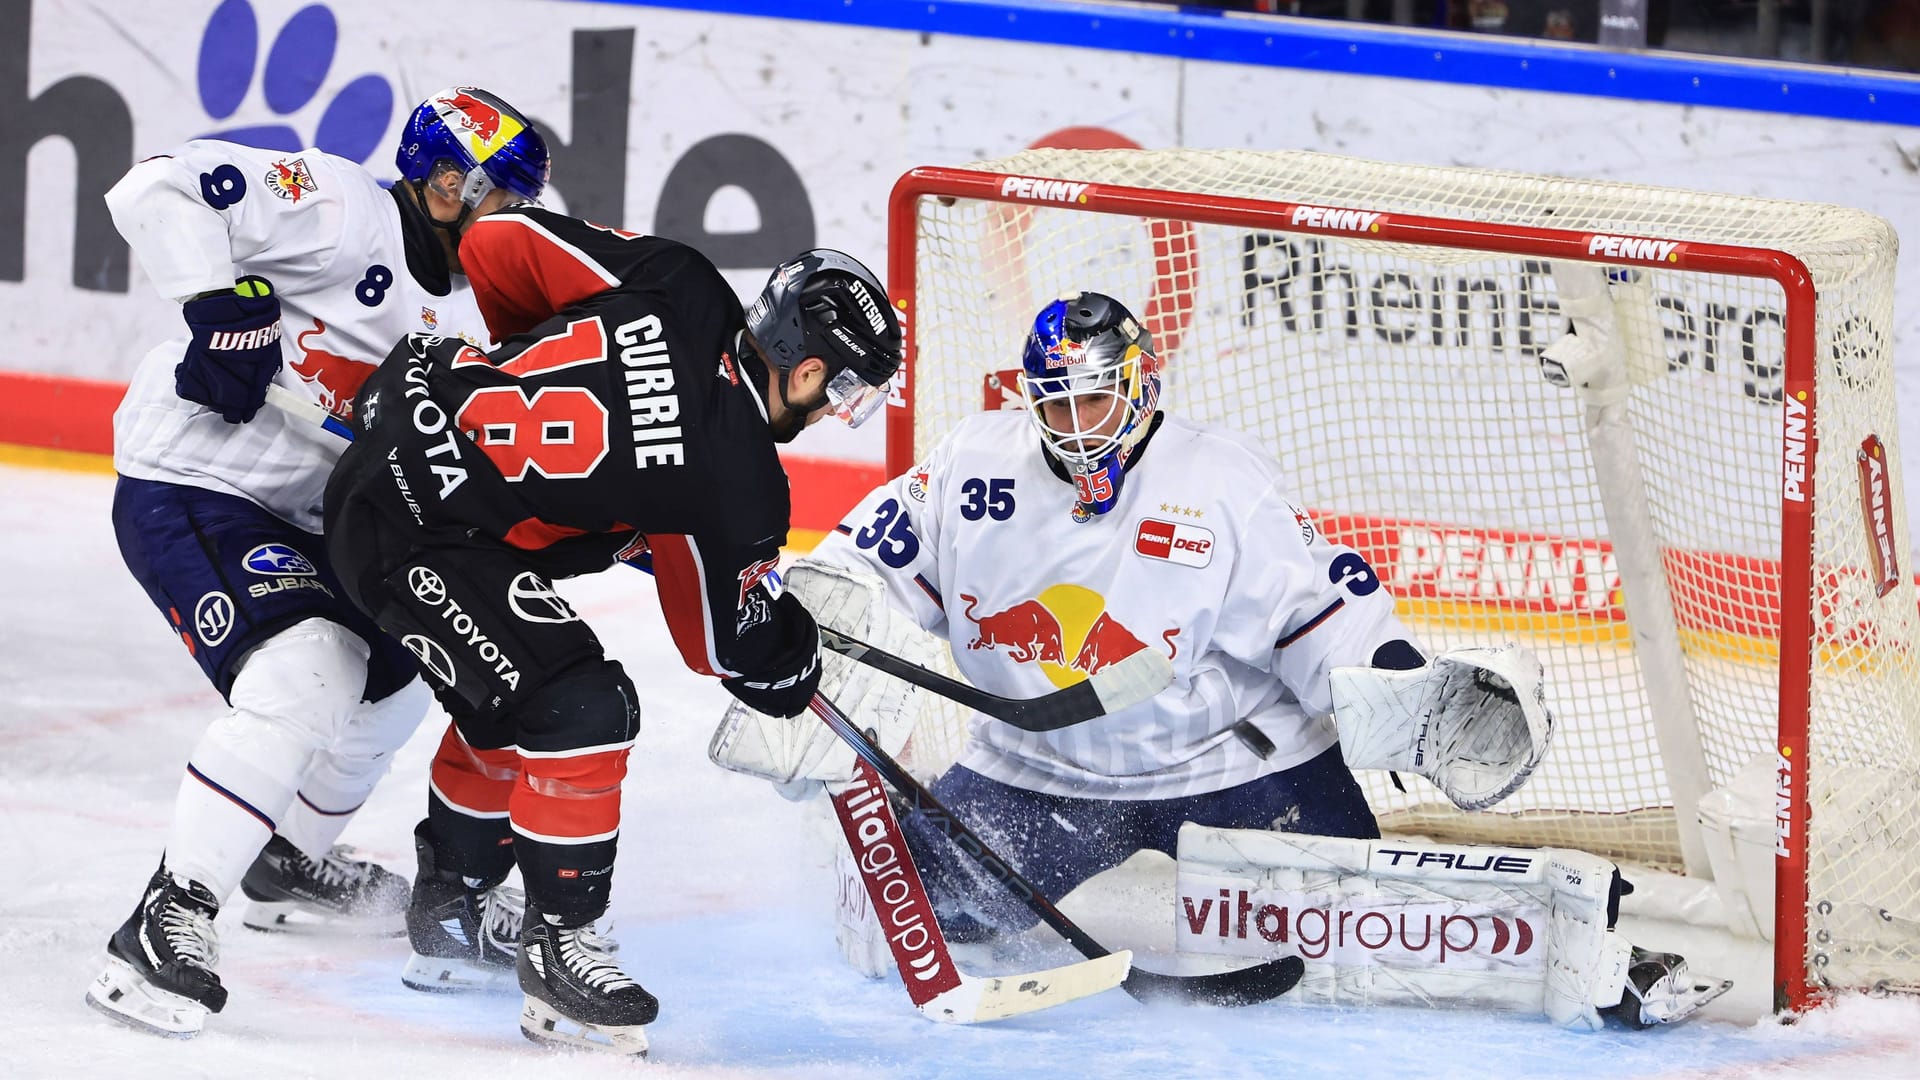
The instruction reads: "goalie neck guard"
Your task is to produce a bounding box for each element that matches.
[1017,292,1162,519]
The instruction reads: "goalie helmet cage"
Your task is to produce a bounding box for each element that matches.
[882,148,1920,1013]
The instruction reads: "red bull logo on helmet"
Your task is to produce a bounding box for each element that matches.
[960,584,1174,688]
[1042,338,1085,370]
[434,89,525,163]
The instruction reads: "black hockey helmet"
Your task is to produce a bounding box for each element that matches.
[745,249,903,428]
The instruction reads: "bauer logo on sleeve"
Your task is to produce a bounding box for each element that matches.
[1135,519,1213,568]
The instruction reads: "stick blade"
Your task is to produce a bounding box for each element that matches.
[1120,954,1303,1007]
[918,950,1133,1024]
[1088,647,1175,715]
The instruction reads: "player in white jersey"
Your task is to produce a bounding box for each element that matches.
[88,88,550,1039]
[712,294,1724,1028]
[719,291,1547,932]
[798,290,1416,934]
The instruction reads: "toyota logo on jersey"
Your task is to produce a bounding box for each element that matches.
[409,565,448,605]
[508,571,579,624]
[402,633,458,688]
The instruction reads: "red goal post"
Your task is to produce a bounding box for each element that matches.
[883,149,1919,1012]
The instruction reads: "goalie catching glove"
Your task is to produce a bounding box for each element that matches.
[710,561,931,795]
[1330,644,1554,811]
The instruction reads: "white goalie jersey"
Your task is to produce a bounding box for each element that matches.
[107,141,488,531]
[808,409,1421,800]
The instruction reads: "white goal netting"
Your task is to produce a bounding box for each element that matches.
[888,148,1920,1005]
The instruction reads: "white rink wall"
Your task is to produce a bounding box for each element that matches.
[8,0,1920,505]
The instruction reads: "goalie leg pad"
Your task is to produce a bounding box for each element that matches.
[1173,825,1722,1029]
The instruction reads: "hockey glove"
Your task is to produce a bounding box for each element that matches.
[709,561,931,796]
[176,276,283,423]
[721,592,823,719]
[1330,644,1555,811]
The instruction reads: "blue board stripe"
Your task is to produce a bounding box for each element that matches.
[557,0,1920,125]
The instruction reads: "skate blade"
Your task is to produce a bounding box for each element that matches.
[241,899,405,938]
[519,996,650,1057]
[400,951,520,994]
[1641,975,1735,1026]
[85,956,209,1038]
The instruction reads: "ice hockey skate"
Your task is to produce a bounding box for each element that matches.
[85,864,227,1038]
[400,823,524,993]
[518,909,656,1057]
[239,834,409,936]
[1604,947,1733,1028]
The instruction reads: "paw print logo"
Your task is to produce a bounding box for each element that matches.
[195,0,394,164]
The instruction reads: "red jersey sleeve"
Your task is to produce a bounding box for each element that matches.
[460,211,624,341]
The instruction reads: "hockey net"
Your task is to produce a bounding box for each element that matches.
[882,148,1920,1009]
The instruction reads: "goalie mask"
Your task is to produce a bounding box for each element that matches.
[1018,292,1162,519]
[746,249,903,429]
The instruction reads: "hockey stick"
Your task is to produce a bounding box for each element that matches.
[818,625,1171,732]
[812,693,1305,1008]
[264,383,356,441]
[828,739,1131,1022]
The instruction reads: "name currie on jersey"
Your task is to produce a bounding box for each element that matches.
[615,315,687,468]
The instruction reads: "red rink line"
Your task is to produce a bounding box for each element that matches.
[0,370,886,533]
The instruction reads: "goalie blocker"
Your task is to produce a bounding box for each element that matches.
[1174,825,1730,1029]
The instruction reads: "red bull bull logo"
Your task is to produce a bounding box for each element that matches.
[265,157,318,202]
[1042,338,1084,370]
[961,584,1174,688]
[289,320,375,420]
[435,89,524,163]
[440,91,503,144]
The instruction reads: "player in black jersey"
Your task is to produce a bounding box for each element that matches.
[322,207,901,1055]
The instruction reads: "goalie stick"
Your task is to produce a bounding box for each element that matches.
[818,625,1171,732]
[812,693,1305,1008]
[829,749,1130,1024]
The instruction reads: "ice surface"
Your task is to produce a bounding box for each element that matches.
[4,462,1917,1079]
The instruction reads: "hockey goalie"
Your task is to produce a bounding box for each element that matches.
[711,291,1730,1029]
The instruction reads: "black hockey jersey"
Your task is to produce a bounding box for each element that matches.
[349,208,800,681]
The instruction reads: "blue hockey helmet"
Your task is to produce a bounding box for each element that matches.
[395,87,550,208]
[1017,292,1162,518]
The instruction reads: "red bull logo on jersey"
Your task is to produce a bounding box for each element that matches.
[905,464,932,502]
[290,320,376,421]
[265,157,318,202]
[960,585,1175,689]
